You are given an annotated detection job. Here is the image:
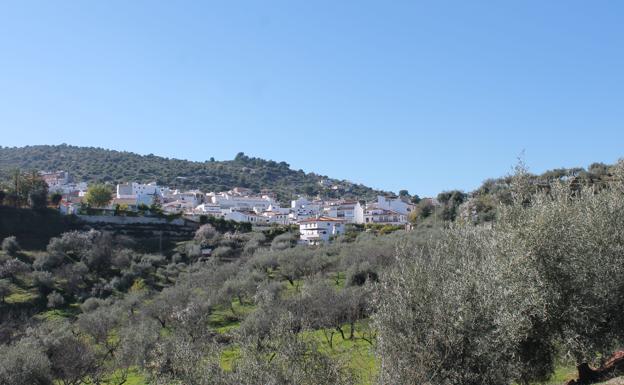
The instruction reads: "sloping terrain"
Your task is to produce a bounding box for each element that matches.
[0,144,385,201]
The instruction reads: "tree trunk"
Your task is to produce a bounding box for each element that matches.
[323,330,335,349]
[337,326,346,340]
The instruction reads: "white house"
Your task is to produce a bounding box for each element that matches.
[47,181,88,196]
[210,193,275,211]
[165,190,204,206]
[374,195,413,215]
[71,182,89,196]
[134,182,160,197]
[261,208,291,225]
[137,193,159,207]
[290,197,322,221]
[40,171,70,189]
[194,203,223,217]
[291,197,310,209]
[323,201,357,223]
[41,171,88,196]
[230,187,254,196]
[116,183,134,199]
[162,200,196,214]
[224,209,266,224]
[116,182,162,199]
[115,182,163,206]
[298,216,346,245]
[354,202,407,225]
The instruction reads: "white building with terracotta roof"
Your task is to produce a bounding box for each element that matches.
[354,203,408,225]
[298,216,346,245]
[323,201,357,223]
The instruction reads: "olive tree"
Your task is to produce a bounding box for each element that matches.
[46,291,65,309]
[373,226,540,385]
[270,231,298,251]
[375,166,624,384]
[0,279,10,303]
[26,322,100,385]
[496,178,624,379]
[233,314,356,385]
[0,259,30,282]
[1,236,20,257]
[144,330,224,385]
[0,340,52,385]
[194,224,220,247]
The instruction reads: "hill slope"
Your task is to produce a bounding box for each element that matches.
[0,144,385,201]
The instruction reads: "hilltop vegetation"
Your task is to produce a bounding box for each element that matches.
[0,144,385,202]
[408,159,622,228]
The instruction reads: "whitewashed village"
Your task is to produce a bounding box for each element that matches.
[41,170,421,245]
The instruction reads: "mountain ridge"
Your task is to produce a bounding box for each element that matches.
[0,144,387,202]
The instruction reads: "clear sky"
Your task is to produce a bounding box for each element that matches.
[1,1,623,196]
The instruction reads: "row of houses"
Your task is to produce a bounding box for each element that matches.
[41,171,88,197]
[47,172,418,244]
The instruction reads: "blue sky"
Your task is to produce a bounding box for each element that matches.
[1,1,623,196]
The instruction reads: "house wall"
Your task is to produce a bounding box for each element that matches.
[377,195,411,215]
[354,203,365,224]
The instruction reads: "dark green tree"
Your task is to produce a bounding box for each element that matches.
[28,187,48,210]
[49,192,63,206]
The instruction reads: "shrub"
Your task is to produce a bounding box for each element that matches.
[1,236,20,257]
[194,224,219,246]
[0,259,30,281]
[271,232,297,251]
[80,297,104,313]
[0,340,52,385]
[46,291,65,309]
[212,246,233,259]
[32,271,55,296]
[0,279,11,303]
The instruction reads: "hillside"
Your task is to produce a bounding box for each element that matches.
[0,144,385,201]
